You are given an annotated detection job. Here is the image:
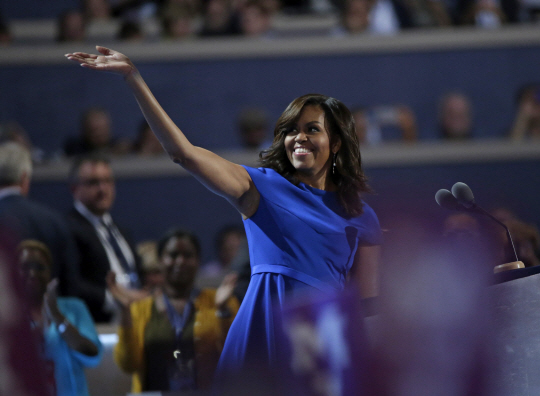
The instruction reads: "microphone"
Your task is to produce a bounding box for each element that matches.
[435,182,520,263]
[451,182,475,209]
[435,189,462,211]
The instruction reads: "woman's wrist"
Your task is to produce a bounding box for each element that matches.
[124,66,140,82]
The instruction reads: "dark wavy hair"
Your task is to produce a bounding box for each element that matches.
[259,93,371,217]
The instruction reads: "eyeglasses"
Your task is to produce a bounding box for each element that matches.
[78,177,114,187]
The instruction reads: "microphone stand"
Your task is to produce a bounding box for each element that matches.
[466,203,523,273]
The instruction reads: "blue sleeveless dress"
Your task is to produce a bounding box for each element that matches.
[216,166,382,376]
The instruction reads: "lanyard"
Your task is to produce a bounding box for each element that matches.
[163,294,193,343]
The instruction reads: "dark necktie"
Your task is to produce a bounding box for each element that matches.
[102,219,140,288]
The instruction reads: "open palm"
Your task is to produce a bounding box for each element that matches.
[65,46,135,76]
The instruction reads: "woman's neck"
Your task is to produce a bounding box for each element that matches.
[295,168,336,191]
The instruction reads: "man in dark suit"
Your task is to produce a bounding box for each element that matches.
[66,153,144,323]
[0,142,80,297]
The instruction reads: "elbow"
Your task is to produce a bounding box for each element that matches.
[169,153,185,165]
[169,149,196,168]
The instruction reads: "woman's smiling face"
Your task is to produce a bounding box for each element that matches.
[285,105,338,184]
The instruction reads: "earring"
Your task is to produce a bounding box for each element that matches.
[332,152,337,175]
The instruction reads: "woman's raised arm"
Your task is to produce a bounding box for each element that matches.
[66,46,259,218]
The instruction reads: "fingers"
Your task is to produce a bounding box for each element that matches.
[47,278,59,293]
[96,45,114,55]
[65,52,98,61]
[222,273,238,287]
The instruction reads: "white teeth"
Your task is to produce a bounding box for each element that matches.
[295,148,311,153]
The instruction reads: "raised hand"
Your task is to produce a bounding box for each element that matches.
[65,46,136,77]
[215,273,238,310]
[44,278,64,324]
[106,271,149,309]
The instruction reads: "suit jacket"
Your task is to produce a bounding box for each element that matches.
[0,193,81,297]
[66,207,142,323]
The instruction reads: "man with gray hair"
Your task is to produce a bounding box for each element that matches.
[0,142,81,296]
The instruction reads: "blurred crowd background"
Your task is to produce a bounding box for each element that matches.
[1,1,540,394]
[1,0,539,46]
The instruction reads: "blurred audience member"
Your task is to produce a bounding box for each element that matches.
[66,154,146,323]
[238,0,276,38]
[461,0,506,27]
[491,206,518,223]
[164,0,202,15]
[161,0,200,40]
[198,225,245,287]
[199,0,240,36]
[136,240,166,290]
[0,12,11,45]
[438,91,473,140]
[162,9,196,40]
[403,0,453,26]
[19,240,103,396]
[111,0,163,21]
[0,120,45,162]
[509,83,540,141]
[237,107,272,149]
[518,0,540,22]
[0,142,81,297]
[118,20,145,40]
[352,106,381,145]
[83,0,112,20]
[504,219,540,267]
[333,0,372,34]
[428,0,515,25]
[352,105,417,145]
[110,228,239,393]
[442,212,480,239]
[132,120,165,156]
[57,10,86,42]
[0,232,53,396]
[332,0,412,35]
[492,208,540,267]
[64,107,131,157]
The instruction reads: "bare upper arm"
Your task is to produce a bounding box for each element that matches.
[352,245,381,299]
[179,146,260,218]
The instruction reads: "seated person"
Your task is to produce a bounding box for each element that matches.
[109,228,239,393]
[331,0,413,36]
[64,107,131,157]
[238,1,276,38]
[18,240,103,396]
[351,105,417,145]
[437,91,474,140]
[237,107,273,150]
[199,0,241,37]
[132,120,165,156]
[57,10,86,42]
[492,208,540,267]
[509,83,540,141]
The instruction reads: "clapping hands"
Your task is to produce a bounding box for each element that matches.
[215,273,238,310]
[106,271,149,309]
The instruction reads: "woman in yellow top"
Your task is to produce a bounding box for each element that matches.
[108,228,239,393]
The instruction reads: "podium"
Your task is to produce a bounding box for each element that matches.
[491,264,540,395]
